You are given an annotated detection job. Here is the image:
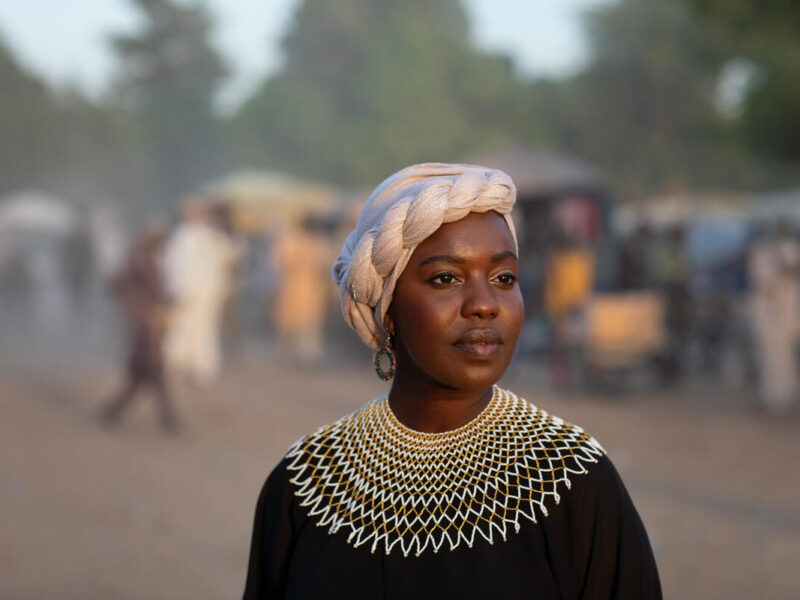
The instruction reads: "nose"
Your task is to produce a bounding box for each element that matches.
[460,276,499,319]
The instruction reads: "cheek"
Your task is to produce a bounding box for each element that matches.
[396,296,452,341]
[494,291,524,356]
[392,292,455,354]
[507,292,525,333]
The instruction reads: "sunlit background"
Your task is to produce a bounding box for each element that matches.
[1,1,799,598]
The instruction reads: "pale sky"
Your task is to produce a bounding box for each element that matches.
[0,0,610,112]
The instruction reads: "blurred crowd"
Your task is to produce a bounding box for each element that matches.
[2,190,800,427]
[540,215,800,416]
[96,199,338,430]
[0,193,335,430]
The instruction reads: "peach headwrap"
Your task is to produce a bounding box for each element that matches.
[332,163,517,350]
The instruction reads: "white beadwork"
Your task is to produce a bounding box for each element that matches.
[286,387,604,558]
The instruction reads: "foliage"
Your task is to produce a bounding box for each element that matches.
[2,0,799,217]
[683,0,800,161]
[0,36,147,209]
[110,0,229,209]
[0,37,60,195]
[529,0,797,198]
[48,89,151,208]
[232,0,538,186]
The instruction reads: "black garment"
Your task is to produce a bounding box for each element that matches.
[244,390,661,599]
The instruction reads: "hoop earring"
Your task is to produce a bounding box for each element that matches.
[374,334,396,381]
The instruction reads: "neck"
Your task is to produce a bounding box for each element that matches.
[387,374,494,434]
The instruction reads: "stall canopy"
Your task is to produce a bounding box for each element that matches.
[750,188,800,223]
[466,143,602,199]
[202,170,339,233]
[615,189,800,269]
[465,143,609,246]
[614,192,749,233]
[462,143,610,315]
[0,190,77,235]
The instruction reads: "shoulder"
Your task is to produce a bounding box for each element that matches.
[285,398,379,455]
[254,457,294,509]
[503,387,607,472]
[281,399,379,492]
[564,451,632,510]
[500,391,648,531]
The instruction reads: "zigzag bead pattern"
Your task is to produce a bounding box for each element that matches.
[286,386,605,558]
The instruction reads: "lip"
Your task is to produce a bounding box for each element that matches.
[453,328,503,360]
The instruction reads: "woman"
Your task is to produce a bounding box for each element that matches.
[244,164,661,599]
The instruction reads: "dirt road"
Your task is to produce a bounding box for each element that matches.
[1,343,798,599]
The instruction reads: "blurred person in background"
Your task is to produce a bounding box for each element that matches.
[618,223,654,291]
[252,230,280,334]
[269,215,329,364]
[210,202,246,363]
[244,164,660,598]
[747,220,800,414]
[544,229,595,387]
[651,225,692,383]
[62,218,94,319]
[163,199,238,386]
[709,242,757,386]
[100,225,177,431]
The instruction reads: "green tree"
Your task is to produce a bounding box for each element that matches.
[0,36,60,195]
[531,0,773,198]
[48,88,151,209]
[232,0,538,186]
[111,0,228,209]
[684,0,800,161]
[0,33,151,210]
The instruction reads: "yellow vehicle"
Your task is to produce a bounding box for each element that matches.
[583,291,667,375]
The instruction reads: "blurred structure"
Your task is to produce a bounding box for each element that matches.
[468,143,607,264]
[202,170,339,233]
[584,292,667,380]
[0,191,76,330]
[460,146,800,398]
[0,190,126,342]
[611,189,800,397]
[544,230,596,387]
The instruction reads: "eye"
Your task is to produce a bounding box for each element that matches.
[428,272,460,287]
[494,272,518,287]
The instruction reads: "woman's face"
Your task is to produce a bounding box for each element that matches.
[388,211,524,391]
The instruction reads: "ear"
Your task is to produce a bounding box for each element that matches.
[383,310,395,337]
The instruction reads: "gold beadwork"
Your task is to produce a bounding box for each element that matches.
[286,386,604,558]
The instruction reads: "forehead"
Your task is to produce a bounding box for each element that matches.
[413,211,515,256]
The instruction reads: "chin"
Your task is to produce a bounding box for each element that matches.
[440,362,508,391]
[457,351,514,386]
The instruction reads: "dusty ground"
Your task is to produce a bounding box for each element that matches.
[1,337,799,599]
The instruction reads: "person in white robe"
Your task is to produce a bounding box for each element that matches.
[163,203,238,386]
[748,222,800,414]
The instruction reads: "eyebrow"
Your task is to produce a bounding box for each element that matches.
[419,254,466,266]
[418,251,517,266]
[491,251,518,263]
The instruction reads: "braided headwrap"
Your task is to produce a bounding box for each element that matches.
[333,163,517,350]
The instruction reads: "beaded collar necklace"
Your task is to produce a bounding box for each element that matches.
[286,386,604,557]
